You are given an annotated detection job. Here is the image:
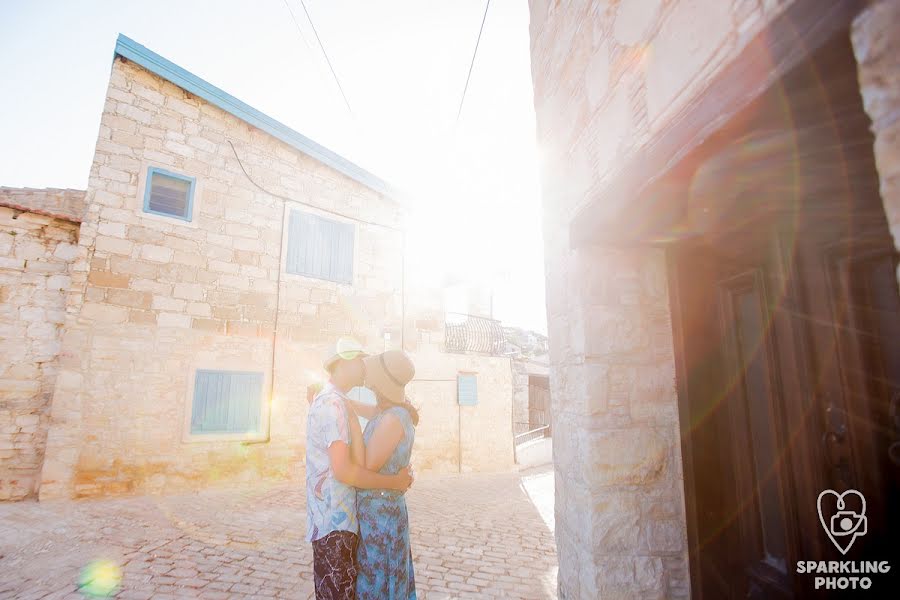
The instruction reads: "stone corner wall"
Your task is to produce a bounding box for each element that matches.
[0,197,81,501]
[852,0,900,293]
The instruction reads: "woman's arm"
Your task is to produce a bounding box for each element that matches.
[328,440,412,491]
[363,412,405,472]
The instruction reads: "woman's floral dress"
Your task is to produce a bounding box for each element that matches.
[355,406,416,600]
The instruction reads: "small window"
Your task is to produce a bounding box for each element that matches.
[144,167,195,221]
[286,209,354,283]
[191,369,263,434]
[457,373,478,406]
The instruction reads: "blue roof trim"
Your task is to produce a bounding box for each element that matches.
[113,34,393,197]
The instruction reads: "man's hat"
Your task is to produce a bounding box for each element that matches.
[323,338,369,373]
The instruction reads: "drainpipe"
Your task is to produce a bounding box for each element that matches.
[458,399,462,474]
[243,200,286,446]
[511,357,517,465]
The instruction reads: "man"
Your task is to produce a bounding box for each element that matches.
[306,339,413,599]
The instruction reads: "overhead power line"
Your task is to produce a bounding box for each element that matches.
[457,0,492,122]
[282,0,316,57]
[298,0,354,115]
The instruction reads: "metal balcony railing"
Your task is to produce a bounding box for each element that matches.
[444,312,507,355]
[514,425,550,446]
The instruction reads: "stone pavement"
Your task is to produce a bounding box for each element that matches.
[0,466,557,599]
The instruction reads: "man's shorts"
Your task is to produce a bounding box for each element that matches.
[312,530,359,599]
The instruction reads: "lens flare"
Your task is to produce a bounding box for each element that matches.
[78,559,121,598]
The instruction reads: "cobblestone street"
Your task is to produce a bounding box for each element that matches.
[0,466,556,599]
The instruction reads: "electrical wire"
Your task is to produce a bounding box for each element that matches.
[228,140,399,232]
[282,0,316,57]
[298,0,354,115]
[456,0,492,122]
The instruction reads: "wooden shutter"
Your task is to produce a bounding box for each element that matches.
[286,209,354,283]
[191,370,263,434]
[457,374,478,406]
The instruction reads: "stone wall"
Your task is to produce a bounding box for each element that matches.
[0,195,81,500]
[852,0,900,291]
[0,187,85,223]
[37,55,512,500]
[409,350,515,474]
[527,0,805,597]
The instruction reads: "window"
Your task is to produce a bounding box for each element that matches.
[143,167,195,221]
[286,209,354,283]
[190,370,263,434]
[457,373,478,406]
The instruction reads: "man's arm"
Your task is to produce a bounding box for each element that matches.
[328,441,412,491]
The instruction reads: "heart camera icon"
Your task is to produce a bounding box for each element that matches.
[817,489,867,555]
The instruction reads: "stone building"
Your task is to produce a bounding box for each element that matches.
[0,35,514,502]
[0,188,84,501]
[529,0,900,598]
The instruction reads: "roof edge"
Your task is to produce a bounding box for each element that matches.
[113,34,395,198]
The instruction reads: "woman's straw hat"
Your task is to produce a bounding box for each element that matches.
[363,350,415,404]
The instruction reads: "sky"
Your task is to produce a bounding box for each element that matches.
[0,0,546,334]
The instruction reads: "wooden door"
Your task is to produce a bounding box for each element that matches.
[528,375,551,432]
[671,219,802,599]
[668,32,900,599]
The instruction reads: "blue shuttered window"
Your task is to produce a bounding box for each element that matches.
[457,374,478,406]
[286,209,354,283]
[143,167,195,221]
[191,370,263,434]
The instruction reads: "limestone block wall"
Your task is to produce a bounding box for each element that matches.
[0,195,82,500]
[39,56,405,500]
[853,0,900,291]
[408,349,514,474]
[527,0,802,597]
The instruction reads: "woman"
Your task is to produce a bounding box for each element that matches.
[347,350,418,600]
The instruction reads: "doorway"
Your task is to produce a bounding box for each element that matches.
[667,32,900,599]
[528,375,551,434]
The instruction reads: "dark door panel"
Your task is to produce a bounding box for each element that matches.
[668,31,900,600]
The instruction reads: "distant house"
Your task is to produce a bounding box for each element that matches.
[0,35,514,502]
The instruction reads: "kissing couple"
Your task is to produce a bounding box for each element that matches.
[305,339,419,600]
